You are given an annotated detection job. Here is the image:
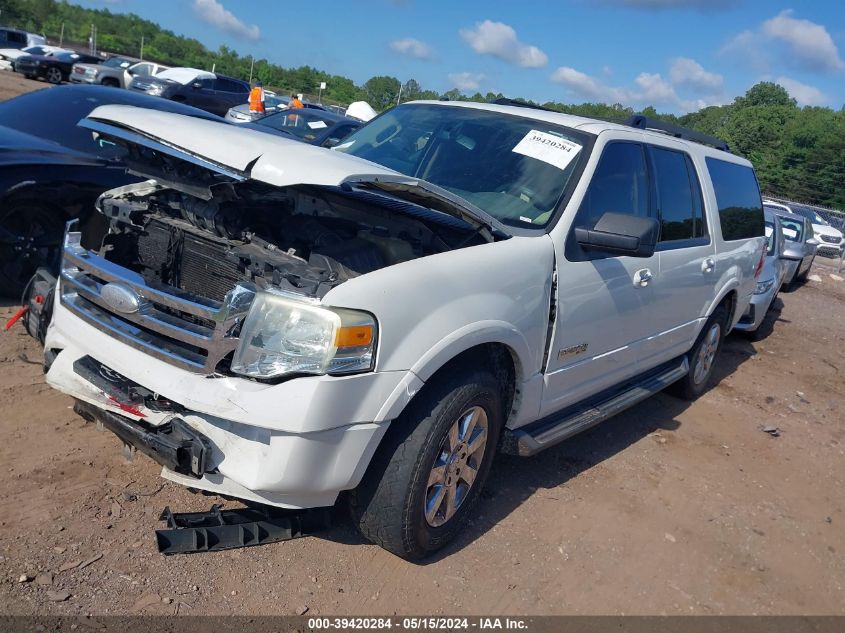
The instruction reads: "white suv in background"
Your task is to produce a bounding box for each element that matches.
[764,199,844,259]
[39,102,766,560]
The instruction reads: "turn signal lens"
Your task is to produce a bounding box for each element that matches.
[336,325,374,348]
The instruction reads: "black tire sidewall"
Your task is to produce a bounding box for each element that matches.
[403,373,502,555]
[684,305,728,398]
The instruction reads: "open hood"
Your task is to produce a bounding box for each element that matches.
[80,105,506,237]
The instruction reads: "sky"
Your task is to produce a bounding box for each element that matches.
[76,0,845,113]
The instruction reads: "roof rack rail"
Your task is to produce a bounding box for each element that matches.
[491,98,554,112]
[624,115,730,152]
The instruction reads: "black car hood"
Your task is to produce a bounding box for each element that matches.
[0,125,105,167]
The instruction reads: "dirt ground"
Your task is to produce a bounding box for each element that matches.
[1,70,845,617]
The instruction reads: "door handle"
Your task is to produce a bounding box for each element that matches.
[633,268,653,288]
[702,257,715,274]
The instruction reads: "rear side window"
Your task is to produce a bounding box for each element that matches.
[650,147,706,242]
[575,142,649,230]
[706,157,764,241]
[777,216,803,242]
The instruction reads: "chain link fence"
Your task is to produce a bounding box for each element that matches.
[763,194,845,264]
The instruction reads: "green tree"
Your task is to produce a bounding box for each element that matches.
[364,75,400,110]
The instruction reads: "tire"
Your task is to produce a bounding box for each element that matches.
[350,366,504,560]
[0,203,64,297]
[45,67,63,84]
[669,304,729,400]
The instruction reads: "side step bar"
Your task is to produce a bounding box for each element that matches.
[504,357,689,457]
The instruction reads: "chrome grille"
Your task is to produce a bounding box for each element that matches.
[60,233,255,374]
[820,234,840,244]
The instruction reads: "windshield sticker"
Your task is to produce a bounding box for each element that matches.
[782,227,799,239]
[512,130,582,171]
[307,120,328,129]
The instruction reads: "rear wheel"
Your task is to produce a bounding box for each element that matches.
[45,67,63,84]
[669,304,729,400]
[350,366,503,560]
[0,203,64,297]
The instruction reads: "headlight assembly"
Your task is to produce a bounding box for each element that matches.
[754,278,775,295]
[146,84,164,96]
[231,291,377,379]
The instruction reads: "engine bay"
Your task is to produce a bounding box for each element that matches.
[92,181,488,302]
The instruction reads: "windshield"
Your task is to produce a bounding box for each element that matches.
[335,104,592,227]
[103,57,130,68]
[256,110,339,142]
[777,216,803,242]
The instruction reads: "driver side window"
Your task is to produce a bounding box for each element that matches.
[574,142,650,230]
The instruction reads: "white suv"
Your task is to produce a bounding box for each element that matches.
[41,102,766,559]
[764,199,844,259]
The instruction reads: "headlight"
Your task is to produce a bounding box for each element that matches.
[146,84,164,96]
[231,291,377,379]
[754,278,775,295]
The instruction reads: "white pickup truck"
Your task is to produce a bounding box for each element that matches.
[42,101,766,559]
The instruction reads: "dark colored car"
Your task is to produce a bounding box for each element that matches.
[0,85,224,295]
[252,108,362,148]
[129,67,250,117]
[16,51,101,84]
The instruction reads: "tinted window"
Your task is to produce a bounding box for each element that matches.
[132,63,153,77]
[6,31,27,45]
[651,147,705,242]
[196,77,214,89]
[777,216,803,242]
[575,142,649,230]
[0,86,221,158]
[706,157,764,241]
[215,77,248,93]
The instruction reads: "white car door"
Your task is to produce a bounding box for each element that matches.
[640,143,717,368]
[541,139,660,416]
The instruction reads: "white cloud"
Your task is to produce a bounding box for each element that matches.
[191,0,260,41]
[762,10,845,72]
[459,20,548,68]
[722,10,844,73]
[389,38,434,60]
[448,72,485,91]
[775,76,830,106]
[669,57,723,92]
[550,65,721,112]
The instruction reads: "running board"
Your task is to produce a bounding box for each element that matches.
[504,357,689,457]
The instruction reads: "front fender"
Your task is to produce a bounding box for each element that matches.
[323,234,556,418]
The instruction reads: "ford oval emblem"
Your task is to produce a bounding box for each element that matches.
[101,282,141,314]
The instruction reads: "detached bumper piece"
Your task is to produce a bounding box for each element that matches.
[155,504,332,554]
[73,400,210,477]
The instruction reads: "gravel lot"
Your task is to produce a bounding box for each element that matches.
[1,70,844,616]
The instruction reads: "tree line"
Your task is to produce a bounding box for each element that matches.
[3,0,843,209]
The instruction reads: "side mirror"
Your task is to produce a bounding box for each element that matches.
[191,81,202,89]
[806,237,820,247]
[575,212,659,258]
[323,137,341,148]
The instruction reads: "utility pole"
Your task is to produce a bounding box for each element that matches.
[249,56,254,83]
[59,23,64,46]
[140,35,144,61]
[396,82,403,106]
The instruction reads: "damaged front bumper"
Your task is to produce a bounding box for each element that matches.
[43,296,416,509]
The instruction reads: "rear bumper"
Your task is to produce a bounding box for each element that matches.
[735,285,776,332]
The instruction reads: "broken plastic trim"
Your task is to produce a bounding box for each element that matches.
[155,504,332,554]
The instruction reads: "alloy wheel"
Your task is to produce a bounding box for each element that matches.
[424,406,488,528]
[692,322,721,385]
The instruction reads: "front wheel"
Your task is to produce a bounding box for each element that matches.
[45,67,63,84]
[669,304,729,400]
[350,367,503,560]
